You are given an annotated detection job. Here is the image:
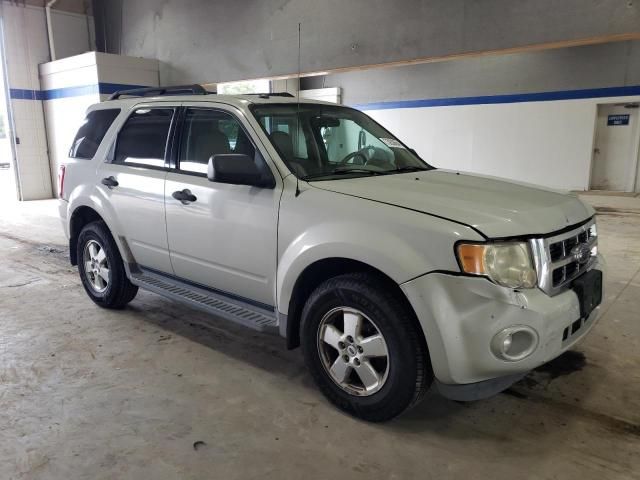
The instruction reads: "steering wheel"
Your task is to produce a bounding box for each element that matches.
[339,147,376,166]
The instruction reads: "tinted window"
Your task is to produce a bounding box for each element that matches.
[69,109,120,159]
[178,108,256,175]
[114,108,174,168]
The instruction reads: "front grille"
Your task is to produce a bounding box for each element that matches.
[529,219,598,296]
[549,242,564,262]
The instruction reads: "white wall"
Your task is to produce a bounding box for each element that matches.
[300,87,341,104]
[2,2,52,200]
[2,2,96,200]
[40,52,159,196]
[40,53,101,197]
[95,52,160,97]
[365,95,640,192]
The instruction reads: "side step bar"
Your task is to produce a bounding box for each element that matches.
[130,268,278,333]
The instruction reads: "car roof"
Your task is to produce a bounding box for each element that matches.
[90,93,337,112]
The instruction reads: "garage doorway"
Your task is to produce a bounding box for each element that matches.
[590,104,640,192]
[0,18,17,202]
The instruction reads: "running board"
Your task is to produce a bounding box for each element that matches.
[130,268,278,333]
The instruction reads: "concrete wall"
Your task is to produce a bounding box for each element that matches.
[302,41,640,105]
[93,0,640,85]
[91,0,120,54]
[303,42,640,192]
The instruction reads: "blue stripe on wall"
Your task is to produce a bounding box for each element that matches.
[97,82,147,94]
[9,88,44,100]
[42,84,99,100]
[10,83,640,108]
[9,83,149,101]
[352,85,640,110]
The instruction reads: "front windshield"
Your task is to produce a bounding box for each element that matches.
[250,103,433,180]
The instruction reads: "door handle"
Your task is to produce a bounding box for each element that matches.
[172,189,197,204]
[101,176,119,188]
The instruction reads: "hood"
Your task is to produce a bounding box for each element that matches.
[309,170,594,238]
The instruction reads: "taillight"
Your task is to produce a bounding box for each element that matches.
[58,164,66,199]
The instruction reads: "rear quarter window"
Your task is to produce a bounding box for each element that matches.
[69,109,121,159]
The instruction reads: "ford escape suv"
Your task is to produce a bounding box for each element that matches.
[59,85,604,422]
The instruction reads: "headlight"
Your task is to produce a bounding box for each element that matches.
[456,242,537,289]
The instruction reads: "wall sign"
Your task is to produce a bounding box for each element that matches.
[607,114,630,126]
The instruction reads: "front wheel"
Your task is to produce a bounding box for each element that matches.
[301,272,432,422]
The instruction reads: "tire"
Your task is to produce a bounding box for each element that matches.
[301,272,432,422]
[77,221,138,309]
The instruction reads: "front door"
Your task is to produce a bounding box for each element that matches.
[164,105,281,307]
[591,104,639,192]
[98,105,176,274]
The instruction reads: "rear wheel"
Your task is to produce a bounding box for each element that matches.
[301,272,432,422]
[77,221,138,309]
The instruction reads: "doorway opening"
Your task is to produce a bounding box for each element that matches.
[590,103,640,192]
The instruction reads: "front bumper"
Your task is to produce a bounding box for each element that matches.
[401,256,604,387]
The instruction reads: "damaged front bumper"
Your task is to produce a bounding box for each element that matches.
[401,256,604,400]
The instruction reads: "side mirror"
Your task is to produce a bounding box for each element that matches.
[207,154,273,188]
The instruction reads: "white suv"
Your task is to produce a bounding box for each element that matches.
[59,85,604,421]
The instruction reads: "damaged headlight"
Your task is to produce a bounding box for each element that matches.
[456,241,537,289]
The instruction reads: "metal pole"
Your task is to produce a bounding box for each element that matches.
[45,0,59,61]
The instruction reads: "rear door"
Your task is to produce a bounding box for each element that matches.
[164,103,281,307]
[97,105,176,274]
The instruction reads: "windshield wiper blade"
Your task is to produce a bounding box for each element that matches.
[332,167,385,175]
[390,166,430,173]
[302,168,384,180]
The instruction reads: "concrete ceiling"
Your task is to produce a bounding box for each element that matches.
[19,0,90,14]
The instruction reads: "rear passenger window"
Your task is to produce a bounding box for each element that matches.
[114,108,174,168]
[69,109,120,159]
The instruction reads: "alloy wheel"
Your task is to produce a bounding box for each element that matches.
[317,307,390,396]
[83,239,110,293]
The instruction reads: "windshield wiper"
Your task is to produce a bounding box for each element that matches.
[301,165,431,181]
[388,166,430,173]
[332,167,387,175]
[302,168,385,180]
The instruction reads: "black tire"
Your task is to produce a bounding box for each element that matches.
[77,221,138,309]
[301,272,432,422]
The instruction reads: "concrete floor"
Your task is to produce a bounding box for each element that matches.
[1,196,639,480]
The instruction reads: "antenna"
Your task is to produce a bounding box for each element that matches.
[294,22,302,198]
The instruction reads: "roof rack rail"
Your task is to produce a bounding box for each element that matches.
[243,92,295,98]
[109,84,211,100]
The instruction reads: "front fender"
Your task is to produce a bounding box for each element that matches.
[277,222,428,313]
[275,186,483,315]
